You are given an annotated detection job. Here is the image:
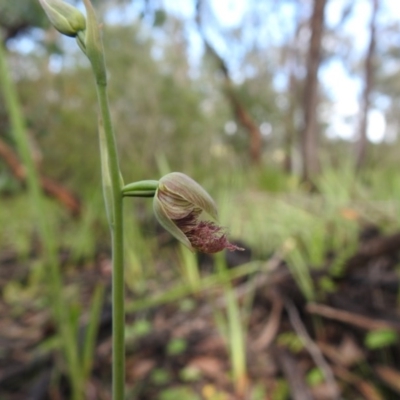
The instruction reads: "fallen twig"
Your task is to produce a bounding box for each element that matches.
[284,297,342,400]
[306,303,400,332]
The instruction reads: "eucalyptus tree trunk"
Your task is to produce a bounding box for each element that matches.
[355,0,379,170]
[300,0,327,182]
[283,10,304,175]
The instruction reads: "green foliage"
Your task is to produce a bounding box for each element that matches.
[17,58,100,190]
[125,319,152,341]
[82,283,105,378]
[213,252,247,395]
[0,39,101,400]
[179,366,202,382]
[365,329,398,350]
[103,24,227,180]
[277,332,304,353]
[0,0,48,39]
[0,195,38,256]
[249,384,268,400]
[167,337,187,356]
[151,368,172,386]
[255,166,296,193]
[271,379,290,400]
[306,367,325,386]
[7,22,233,192]
[178,244,201,291]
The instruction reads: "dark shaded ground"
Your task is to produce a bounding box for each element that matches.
[1,227,400,399]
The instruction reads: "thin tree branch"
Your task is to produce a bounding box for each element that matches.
[195,0,263,164]
[0,136,81,216]
[284,297,342,400]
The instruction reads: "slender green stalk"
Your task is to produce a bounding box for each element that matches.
[97,84,125,400]
[214,252,247,396]
[179,245,201,291]
[0,41,81,399]
[80,1,126,396]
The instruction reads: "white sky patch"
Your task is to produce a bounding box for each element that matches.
[224,120,237,135]
[385,0,400,19]
[162,0,195,19]
[104,3,137,25]
[325,0,349,27]
[7,36,38,54]
[210,0,247,28]
[321,60,360,140]
[260,122,272,137]
[321,0,390,143]
[326,111,357,141]
[321,60,361,100]
[267,0,390,144]
[324,0,371,53]
[48,54,63,73]
[367,109,386,143]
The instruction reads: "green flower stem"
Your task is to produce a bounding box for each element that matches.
[96,84,125,400]
[122,180,158,198]
[214,252,247,395]
[122,180,159,194]
[81,1,126,397]
[0,42,81,398]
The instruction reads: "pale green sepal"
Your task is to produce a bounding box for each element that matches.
[39,0,86,37]
[76,31,86,54]
[82,0,107,86]
[119,171,124,188]
[122,180,159,195]
[153,194,193,251]
[159,172,218,220]
[98,117,113,225]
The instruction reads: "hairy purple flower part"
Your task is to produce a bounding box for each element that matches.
[173,211,244,254]
[153,172,244,253]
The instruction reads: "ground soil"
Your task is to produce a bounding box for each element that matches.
[1,227,400,399]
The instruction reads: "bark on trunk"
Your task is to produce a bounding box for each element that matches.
[283,18,304,174]
[355,0,379,170]
[300,0,327,182]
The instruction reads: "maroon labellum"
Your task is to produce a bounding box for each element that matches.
[153,172,243,254]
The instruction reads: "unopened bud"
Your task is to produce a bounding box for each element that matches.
[39,0,86,37]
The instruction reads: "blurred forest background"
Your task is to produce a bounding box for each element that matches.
[2,0,400,399]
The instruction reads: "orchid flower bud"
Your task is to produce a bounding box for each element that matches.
[153,172,243,253]
[39,0,86,37]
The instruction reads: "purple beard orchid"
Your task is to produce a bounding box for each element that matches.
[153,172,243,254]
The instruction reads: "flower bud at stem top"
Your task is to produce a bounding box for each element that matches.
[39,0,86,37]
